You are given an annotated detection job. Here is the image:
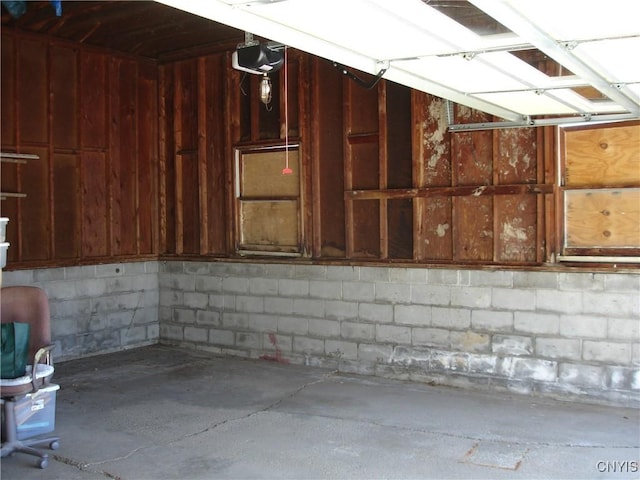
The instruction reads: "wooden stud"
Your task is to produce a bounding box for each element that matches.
[378,81,388,260]
[197,57,209,254]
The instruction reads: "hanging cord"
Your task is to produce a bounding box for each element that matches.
[283,46,292,175]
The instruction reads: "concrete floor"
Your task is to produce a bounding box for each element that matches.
[2,345,639,480]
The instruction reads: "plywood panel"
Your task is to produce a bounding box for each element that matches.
[1,34,16,146]
[240,200,298,248]
[565,188,640,248]
[20,146,50,261]
[80,52,107,149]
[454,196,493,261]
[386,82,412,189]
[347,77,378,135]
[413,94,451,188]
[137,60,157,255]
[495,128,537,184]
[175,60,199,152]
[495,194,537,262]
[178,151,200,254]
[18,39,48,144]
[202,54,227,254]
[564,123,640,187]
[388,198,413,259]
[385,83,413,259]
[416,197,453,260]
[352,199,380,257]
[109,57,137,256]
[452,106,493,261]
[81,151,108,257]
[350,142,379,190]
[241,150,299,197]
[4,31,160,267]
[174,60,200,254]
[452,106,493,187]
[51,46,78,149]
[159,64,176,253]
[53,153,79,258]
[413,93,452,261]
[314,58,345,257]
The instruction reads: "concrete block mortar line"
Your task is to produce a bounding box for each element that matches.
[124,291,145,333]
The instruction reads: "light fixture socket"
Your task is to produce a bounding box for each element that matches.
[260,74,272,106]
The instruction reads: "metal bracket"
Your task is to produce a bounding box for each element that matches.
[332,61,388,89]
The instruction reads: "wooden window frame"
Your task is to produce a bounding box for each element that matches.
[234,144,303,257]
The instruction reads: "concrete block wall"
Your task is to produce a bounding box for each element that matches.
[1,262,159,360]
[160,261,640,407]
[3,260,637,406]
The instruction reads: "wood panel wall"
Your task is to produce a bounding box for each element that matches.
[1,31,159,267]
[7,30,633,271]
[341,71,553,266]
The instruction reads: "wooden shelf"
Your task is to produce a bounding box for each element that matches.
[0,152,39,164]
[0,192,28,200]
[0,152,39,200]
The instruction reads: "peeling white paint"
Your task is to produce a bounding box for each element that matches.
[456,104,475,121]
[502,222,528,242]
[436,223,450,237]
[501,130,534,175]
[423,99,448,175]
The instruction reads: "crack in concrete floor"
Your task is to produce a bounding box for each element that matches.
[48,370,340,479]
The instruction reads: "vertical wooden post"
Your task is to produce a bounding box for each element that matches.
[343,78,354,258]
[174,66,184,255]
[158,65,168,255]
[197,57,209,255]
[378,81,388,260]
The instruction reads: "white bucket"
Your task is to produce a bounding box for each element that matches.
[0,217,7,242]
[0,241,9,269]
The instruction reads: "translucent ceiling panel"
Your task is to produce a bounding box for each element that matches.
[230,0,482,59]
[477,90,626,116]
[498,0,640,40]
[158,0,640,124]
[576,38,640,84]
[629,84,640,101]
[476,91,579,115]
[399,55,530,93]
[471,0,640,116]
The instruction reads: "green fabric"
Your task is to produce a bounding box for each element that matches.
[1,322,30,379]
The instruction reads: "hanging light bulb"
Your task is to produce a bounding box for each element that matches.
[259,74,272,107]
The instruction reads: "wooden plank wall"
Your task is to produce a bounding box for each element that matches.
[342,71,552,265]
[1,31,587,269]
[1,31,158,266]
[158,54,229,256]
